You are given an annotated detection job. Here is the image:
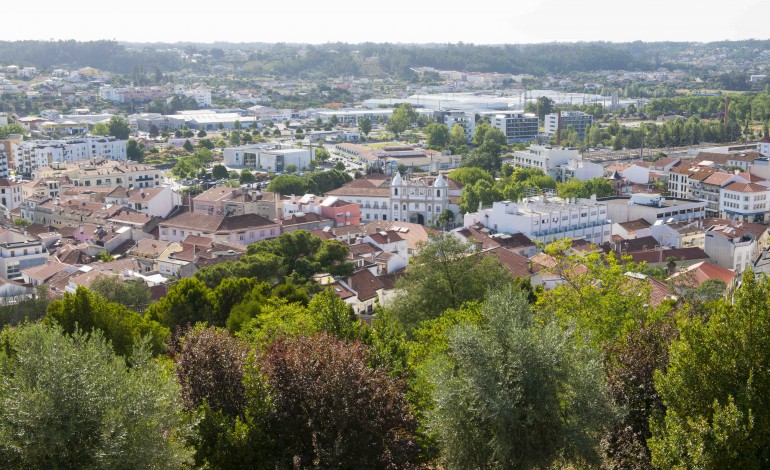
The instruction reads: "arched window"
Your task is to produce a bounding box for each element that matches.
[436,190,441,197]
[394,188,399,196]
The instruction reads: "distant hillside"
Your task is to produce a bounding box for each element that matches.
[0,40,183,74]
[2,39,769,78]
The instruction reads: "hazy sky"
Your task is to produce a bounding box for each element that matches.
[8,0,770,44]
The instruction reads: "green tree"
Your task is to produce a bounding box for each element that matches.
[314,147,330,162]
[457,178,503,213]
[107,115,131,139]
[89,276,152,313]
[649,269,770,469]
[358,117,372,136]
[427,287,617,469]
[183,139,195,152]
[449,123,467,147]
[0,323,192,469]
[329,114,339,126]
[126,138,144,162]
[391,234,511,333]
[212,164,229,180]
[197,129,207,138]
[239,169,255,184]
[46,286,168,357]
[425,122,450,149]
[535,242,663,347]
[334,161,346,171]
[0,123,27,140]
[91,121,109,136]
[148,124,159,138]
[387,103,417,138]
[535,96,555,121]
[267,174,307,195]
[448,167,494,187]
[146,278,217,328]
[284,164,297,174]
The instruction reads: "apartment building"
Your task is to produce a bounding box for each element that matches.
[13,137,127,175]
[719,182,770,223]
[34,159,162,189]
[544,111,594,139]
[0,228,48,280]
[193,187,282,220]
[487,112,538,143]
[434,111,476,143]
[464,195,613,246]
[602,193,707,225]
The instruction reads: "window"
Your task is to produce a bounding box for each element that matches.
[436,190,440,197]
[394,188,398,196]
[402,204,406,211]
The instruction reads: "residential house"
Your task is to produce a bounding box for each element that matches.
[278,212,334,233]
[0,228,49,280]
[104,186,180,218]
[704,220,768,273]
[193,187,282,220]
[668,261,738,297]
[159,212,279,245]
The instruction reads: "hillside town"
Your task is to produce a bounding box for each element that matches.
[0,80,768,309]
[6,33,770,469]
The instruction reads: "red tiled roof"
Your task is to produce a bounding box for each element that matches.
[668,261,736,287]
[348,268,384,301]
[482,247,531,278]
[723,181,767,193]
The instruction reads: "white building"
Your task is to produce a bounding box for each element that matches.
[554,159,604,183]
[463,195,613,246]
[602,193,707,225]
[0,228,48,280]
[0,179,22,213]
[325,172,463,225]
[508,144,600,182]
[719,181,770,223]
[621,164,652,185]
[13,137,127,175]
[104,186,181,218]
[223,143,312,172]
[705,224,757,273]
[436,111,476,143]
[391,172,453,226]
[182,87,212,107]
[33,159,162,189]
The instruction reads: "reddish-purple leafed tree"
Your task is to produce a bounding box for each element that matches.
[175,326,249,417]
[259,333,419,468]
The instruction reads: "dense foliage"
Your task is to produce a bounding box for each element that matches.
[0,323,191,468]
[5,221,770,468]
